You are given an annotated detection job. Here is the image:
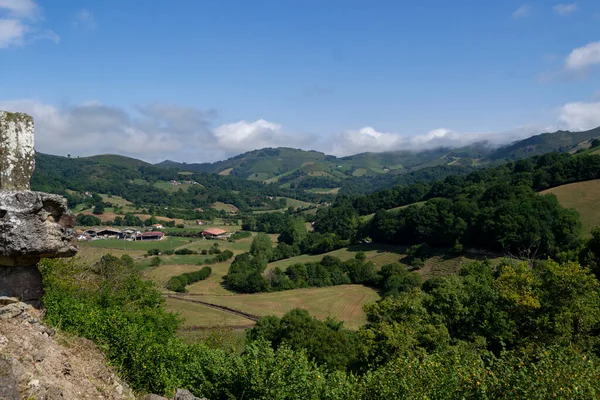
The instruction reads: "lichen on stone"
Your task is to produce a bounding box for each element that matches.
[0,111,35,190]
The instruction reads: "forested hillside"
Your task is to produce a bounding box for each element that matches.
[32,153,328,208]
[155,126,600,193]
[310,152,600,259]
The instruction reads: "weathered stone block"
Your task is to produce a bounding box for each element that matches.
[0,266,43,306]
[0,191,77,265]
[0,111,35,190]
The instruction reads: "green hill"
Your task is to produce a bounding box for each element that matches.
[152,127,600,191]
[83,154,151,168]
[540,179,600,236]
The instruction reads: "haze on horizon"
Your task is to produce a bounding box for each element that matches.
[1,0,599,163]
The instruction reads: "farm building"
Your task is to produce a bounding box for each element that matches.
[84,229,98,237]
[201,228,228,239]
[196,220,206,225]
[151,223,164,230]
[137,231,164,241]
[122,229,140,239]
[95,228,121,238]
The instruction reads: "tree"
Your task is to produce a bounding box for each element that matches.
[250,233,273,260]
[93,203,105,215]
[278,217,307,246]
[150,257,162,267]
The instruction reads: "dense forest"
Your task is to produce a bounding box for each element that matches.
[312,153,600,258]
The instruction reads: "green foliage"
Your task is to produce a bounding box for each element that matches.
[174,248,196,255]
[204,250,234,264]
[250,233,273,260]
[229,230,252,240]
[40,255,600,398]
[166,267,212,292]
[76,213,101,226]
[93,202,105,215]
[150,256,162,267]
[247,309,359,371]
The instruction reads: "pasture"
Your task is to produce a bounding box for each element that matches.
[541,179,600,236]
[179,285,380,330]
[79,237,197,251]
[165,298,252,327]
[307,187,341,195]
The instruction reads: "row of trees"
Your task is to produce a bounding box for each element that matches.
[224,232,422,295]
[166,267,212,292]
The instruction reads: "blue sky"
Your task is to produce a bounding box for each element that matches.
[1,0,599,162]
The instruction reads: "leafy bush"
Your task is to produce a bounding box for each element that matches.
[204,250,234,265]
[150,256,162,267]
[166,266,212,292]
[174,248,196,255]
[230,230,252,240]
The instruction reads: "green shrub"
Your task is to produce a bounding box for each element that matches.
[166,267,212,292]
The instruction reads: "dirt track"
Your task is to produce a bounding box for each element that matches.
[166,295,260,322]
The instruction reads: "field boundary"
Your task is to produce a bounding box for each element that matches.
[179,324,255,331]
[166,295,260,322]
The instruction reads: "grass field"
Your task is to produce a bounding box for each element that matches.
[362,201,427,222]
[80,237,197,251]
[266,244,405,272]
[278,197,315,209]
[78,211,185,225]
[212,202,239,213]
[307,187,341,195]
[99,194,133,208]
[186,285,380,330]
[541,179,600,236]
[153,181,193,192]
[218,168,233,176]
[352,168,368,177]
[165,298,252,327]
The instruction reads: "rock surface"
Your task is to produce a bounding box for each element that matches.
[0,190,77,265]
[174,389,207,400]
[0,111,35,191]
[0,266,44,304]
[0,301,135,399]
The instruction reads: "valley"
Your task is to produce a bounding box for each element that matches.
[32,127,600,398]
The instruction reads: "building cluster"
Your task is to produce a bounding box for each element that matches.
[77,223,166,241]
[169,180,200,186]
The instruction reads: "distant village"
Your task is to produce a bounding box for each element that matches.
[76,224,231,242]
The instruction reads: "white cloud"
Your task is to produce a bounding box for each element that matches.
[0,0,57,48]
[73,9,96,30]
[565,41,600,71]
[330,126,543,156]
[213,119,313,152]
[0,99,216,162]
[513,4,532,18]
[0,99,314,162]
[0,18,26,47]
[553,3,578,15]
[0,0,38,18]
[559,101,600,131]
